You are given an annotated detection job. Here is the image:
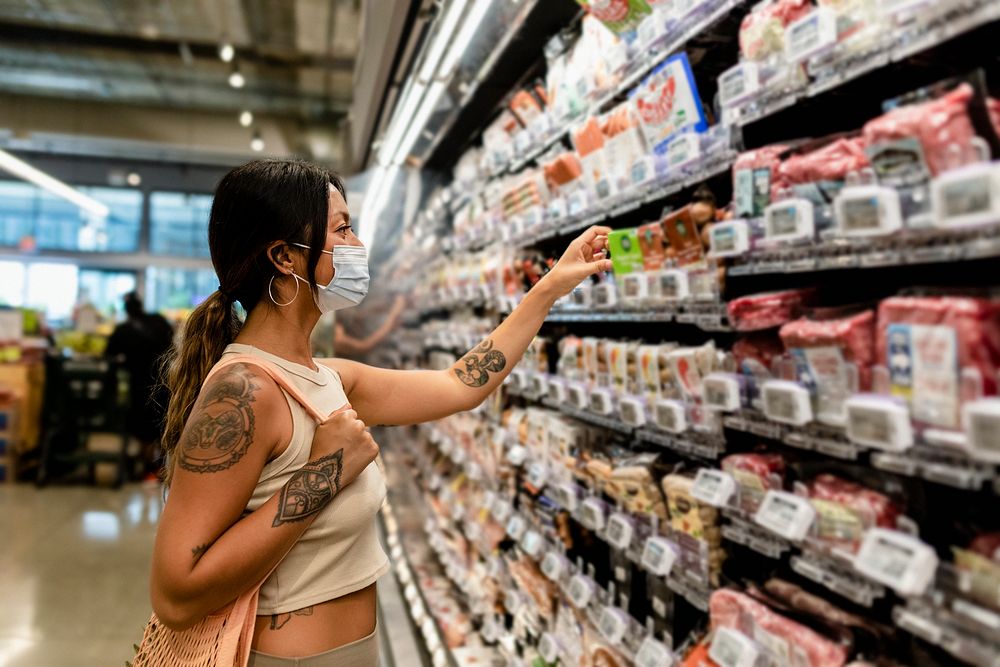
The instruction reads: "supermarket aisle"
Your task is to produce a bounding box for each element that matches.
[0,484,162,667]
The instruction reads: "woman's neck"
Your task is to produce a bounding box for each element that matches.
[235,304,319,368]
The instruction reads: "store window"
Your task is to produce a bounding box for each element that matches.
[144,266,217,312]
[78,269,137,320]
[149,192,213,257]
[0,180,141,252]
[0,261,26,307]
[26,262,78,324]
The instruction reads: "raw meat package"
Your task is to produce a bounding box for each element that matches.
[778,137,870,186]
[738,0,812,61]
[733,331,784,377]
[862,84,977,179]
[709,589,849,667]
[877,295,1000,430]
[954,532,1000,612]
[577,0,651,35]
[805,473,901,552]
[509,89,545,127]
[543,152,584,192]
[632,52,709,155]
[722,453,785,514]
[727,288,815,332]
[601,102,650,190]
[733,144,791,217]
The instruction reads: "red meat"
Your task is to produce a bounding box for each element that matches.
[806,474,901,551]
[969,532,1000,561]
[778,137,870,185]
[862,84,977,176]
[733,331,786,374]
[733,144,791,213]
[722,453,785,514]
[728,289,816,332]
[710,589,849,667]
[780,310,876,390]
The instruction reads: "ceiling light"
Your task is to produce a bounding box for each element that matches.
[228,65,245,89]
[250,131,264,153]
[239,110,253,127]
[0,148,109,218]
[418,0,469,82]
[219,42,235,63]
[126,172,142,187]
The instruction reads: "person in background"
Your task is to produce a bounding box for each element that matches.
[333,293,405,360]
[105,292,174,480]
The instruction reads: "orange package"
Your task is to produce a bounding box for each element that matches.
[573,117,606,157]
[544,153,584,189]
[510,90,544,127]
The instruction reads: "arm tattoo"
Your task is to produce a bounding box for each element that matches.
[191,544,210,562]
[269,606,314,630]
[454,339,507,388]
[178,365,260,473]
[273,451,344,527]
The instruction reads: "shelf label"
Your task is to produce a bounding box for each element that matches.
[520,529,544,559]
[709,220,750,258]
[709,627,760,667]
[541,551,568,581]
[718,62,760,108]
[590,387,616,416]
[836,186,903,237]
[581,497,607,532]
[530,373,549,397]
[509,369,528,394]
[606,513,635,550]
[567,574,597,609]
[548,196,568,221]
[538,633,561,663]
[567,190,589,217]
[764,199,815,242]
[598,606,629,646]
[654,399,688,434]
[506,514,527,540]
[785,7,838,63]
[636,636,674,667]
[526,461,548,490]
[594,283,618,307]
[762,380,813,426]
[631,156,657,187]
[845,395,913,452]
[569,382,591,410]
[506,444,528,466]
[667,132,702,171]
[641,536,678,577]
[963,398,1000,462]
[620,396,647,427]
[853,528,938,597]
[704,373,741,411]
[553,482,579,512]
[754,490,816,541]
[932,162,1000,229]
[491,498,512,523]
[658,270,690,301]
[548,378,569,405]
[692,469,737,508]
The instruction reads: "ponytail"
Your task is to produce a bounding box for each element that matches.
[160,291,242,485]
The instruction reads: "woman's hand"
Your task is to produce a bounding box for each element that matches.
[539,225,613,298]
[307,404,379,492]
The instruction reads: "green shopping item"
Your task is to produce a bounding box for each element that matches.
[576,0,652,35]
[608,227,645,276]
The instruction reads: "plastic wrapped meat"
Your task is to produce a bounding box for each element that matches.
[733,144,791,217]
[727,289,815,331]
[780,309,876,391]
[722,453,785,514]
[739,0,812,61]
[733,331,785,377]
[806,474,901,552]
[778,137,870,185]
[877,296,1000,429]
[862,84,977,176]
[709,589,849,667]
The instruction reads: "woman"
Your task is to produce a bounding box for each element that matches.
[150,159,612,666]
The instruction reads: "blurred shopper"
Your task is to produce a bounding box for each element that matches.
[105,292,173,479]
[334,293,405,359]
[145,159,609,666]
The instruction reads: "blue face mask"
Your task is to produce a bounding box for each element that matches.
[291,243,370,312]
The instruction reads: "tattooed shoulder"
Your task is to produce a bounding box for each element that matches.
[454,339,507,388]
[177,363,263,474]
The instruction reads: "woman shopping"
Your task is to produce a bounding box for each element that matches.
[145,159,612,666]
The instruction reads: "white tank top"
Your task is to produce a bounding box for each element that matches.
[221,343,389,615]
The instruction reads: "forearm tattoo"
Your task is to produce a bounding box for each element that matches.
[178,365,260,473]
[273,450,344,527]
[270,606,314,630]
[454,339,507,388]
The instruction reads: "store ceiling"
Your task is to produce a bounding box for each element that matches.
[0,0,359,120]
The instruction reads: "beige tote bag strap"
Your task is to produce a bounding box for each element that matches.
[204,353,330,423]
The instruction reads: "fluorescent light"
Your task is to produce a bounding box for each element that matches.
[239,110,253,127]
[0,148,109,218]
[418,0,469,82]
[393,81,446,164]
[359,165,400,249]
[219,43,235,62]
[439,0,492,75]
[377,80,426,165]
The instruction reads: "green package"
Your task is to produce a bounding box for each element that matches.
[608,227,645,275]
[576,0,652,35]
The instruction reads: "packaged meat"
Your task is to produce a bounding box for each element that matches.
[953,533,1000,612]
[631,52,709,155]
[877,295,1000,430]
[662,205,706,266]
[709,589,849,667]
[738,0,812,61]
[601,102,650,191]
[862,84,977,179]
[722,453,786,514]
[727,289,815,332]
[510,89,545,127]
[778,137,870,186]
[637,221,667,271]
[577,0,652,35]
[733,144,791,217]
[805,473,901,552]
[663,474,725,584]
[543,152,584,191]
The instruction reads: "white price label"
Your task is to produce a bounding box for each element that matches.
[539,633,561,663]
[541,551,568,581]
[527,461,548,489]
[641,536,678,577]
[548,196,568,221]
[709,627,760,667]
[709,220,750,258]
[620,396,647,427]
[569,383,590,410]
[692,469,737,508]
[622,273,649,302]
[703,373,741,411]
[853,528,938,597]
[567,191,589,217]
[654,399,688,433]
[554,482,579,512]
[548,378,569,405]
[506,514,527,540]
[667,132,702,171]
[568,574,597,609]
[520,529,544,559]
[594,283,617,307]
[509,369,528,394]
[439,436,454,455]
[590,388,615,416]
[658,270,690,301]
[754,490,816,541]
[631,156,657,187]
[636,636,674,667]
[450,447,466,465]
[530,373,549,397]
[836,186,904,237]
[581,497,606,532]
[762,380,813,426]
[764,199,815,242]
[932,162,1000,229]
[845,395,913,452]
[785,7,838,63]
[506,444,528,466]
[606,513,635,550]
[491,498,512,523]
[718,62,760,108]
[964,398,1000,462]
[599,607,630,646]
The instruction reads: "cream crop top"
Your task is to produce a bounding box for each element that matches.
[221,343,389,615]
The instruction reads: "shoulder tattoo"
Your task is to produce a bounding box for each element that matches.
[177,365,261,474]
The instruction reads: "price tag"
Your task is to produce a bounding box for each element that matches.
[641,536,678,577]
[595,177,614,200]
[509,369,528,394]
[438,436,454,455]
[835,186,904,237]
[963,398,1000,462]
[622,273,649,303]
[589,387,615,416]
[506,514,527,540]
[657,270,690,301]
[637,9,667,47]
[568,574,598,609]
[606,513,635,550]
[548,378,569,405]
[451,502,464,521]
[785,7,838,62]
[504,588,524,614]
[654,399,687,433]
[465,521,482,542]
[709,220,750,258]
[520,529,544,559]
[764,199,815,243]
[703,373,742,411]
[853,528,938,597]
[571,284,593,308]
[636,636,674,667]
[450,447,466,465]
[506,444,528,466]
[692,469,737,508]
[541,551,569,581]
[513,130,532,156]
[567,190,589,217]
[480,617,500,643]
[762,380,813,426]
[538,633,562,663]
[632,156,657,188]
[526,461,548,490]
[754,490,816,541]
[718,62,760,108]
[619,396,647,427]
[845,395,913,452]
[598,607,630,646]
[428,474,442,490]
[594,283,618,308]
[465,462,482,481]
[553,482,579,512]
[548,196,568,221]
[569,382,590,410]
[580,497,606,532]
[667,132,702,171]
[709,627,760,667]
[931,162,1000,229]
[491,498,512,523]
[530,373,549,397]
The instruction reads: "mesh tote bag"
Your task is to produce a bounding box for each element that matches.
[131,355,329,667]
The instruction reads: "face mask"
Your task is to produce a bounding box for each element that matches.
[291,243,370,313]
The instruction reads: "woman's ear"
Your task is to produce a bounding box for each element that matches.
[266,241,295,275]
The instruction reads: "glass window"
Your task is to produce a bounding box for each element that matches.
[0,261,26,307]
[26,262,78,324]
[149,192,213,257]
[78,269,137,320]
[145,267,218,312]
[0,181,37,247]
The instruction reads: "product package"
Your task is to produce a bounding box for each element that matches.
[733,144,792,218]
[661,205,706,266]
[722,453,786,515]
[738,0,812,61]
[632,52,709,155]
[577,0,652,35]
[804,473,902,553]
[727,289,815,332]
[662,474,725,585]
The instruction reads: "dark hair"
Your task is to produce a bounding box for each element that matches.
[123,291,144,319]
[161,159,346,483]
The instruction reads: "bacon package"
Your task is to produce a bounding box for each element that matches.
[632,52,709,155]
[877,295,1000,430]
[738,0,812,61]
[727,288,815,332]
[576,0,651,35]
[805,473,901,552]
[722,453,786,514]
[709,589,849,667]
[733,144,791,217]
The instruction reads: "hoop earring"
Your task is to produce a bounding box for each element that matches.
[268,274,299,307]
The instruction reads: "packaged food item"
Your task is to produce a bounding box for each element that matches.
[805,473,902,552]
[663,474,725,585]
[876,295,1000,430]
[727,289,815,332]
[601,102,650,192]
[666,342,717,400]
[543,152,585,193]
[608,228,645,276]
[661,205,706,266]
[778,137,870,187]
[632,52,709,155]
[577,0,652,35]
[722,453,786,514]
[738,0,812,61]
[733,144,791,217]
[606,341,630,394]
[573,117,616,198]
[637,221,667,271]
[510,89,545,127]
[953,532,1000,612]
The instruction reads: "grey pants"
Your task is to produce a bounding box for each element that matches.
[247,627,378,667]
